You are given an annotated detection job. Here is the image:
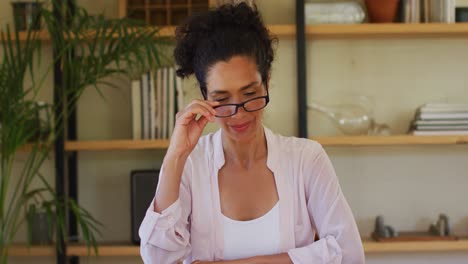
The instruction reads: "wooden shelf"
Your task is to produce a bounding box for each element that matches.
[9,245,56,257]
[65,139,170,151]
[9,23,468,42]
[303,23,468,39]
[62,240,468,256]
[68,244,139,257]
[64,135,468,151]
[4,31,51,42]
[11,240,468,257]
[311,135,468,146]
[363,239,468,253]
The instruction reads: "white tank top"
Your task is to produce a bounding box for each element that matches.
[222,202,281,260]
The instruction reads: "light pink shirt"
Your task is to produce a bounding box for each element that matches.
[139,127,364,264]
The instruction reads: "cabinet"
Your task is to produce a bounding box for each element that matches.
[7,0,468,263]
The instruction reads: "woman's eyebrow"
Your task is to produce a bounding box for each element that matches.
[209,81,259,96]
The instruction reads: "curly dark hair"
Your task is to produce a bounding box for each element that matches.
[174,2,277,98]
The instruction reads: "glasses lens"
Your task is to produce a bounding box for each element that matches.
[214,105,236,117]
[244,98,267,112]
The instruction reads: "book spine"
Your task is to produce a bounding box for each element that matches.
[131,79,142,140]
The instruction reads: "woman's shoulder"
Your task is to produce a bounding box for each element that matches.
[189,130,221,159]
[267,128,324,157]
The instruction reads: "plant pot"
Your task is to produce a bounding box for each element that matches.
[365,0,400,23]
[11,1,43,31]
[28,210,53,245]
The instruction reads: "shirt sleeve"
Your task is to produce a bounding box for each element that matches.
[288,143,365,264]
[139,157,193,264]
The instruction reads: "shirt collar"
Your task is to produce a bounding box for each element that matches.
[212,126,278,172]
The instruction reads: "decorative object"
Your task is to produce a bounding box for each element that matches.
[308,100,372,135]
[372,214,457,242]
[304,1,365,24]
[365,0,400,23]
[308,94,391,136]
[27,204,53,245]
[428,214,451,236]
[372,215,397,239]
[0,0,166,261]
[130,170,160,244]
[125,0,211,26]
[211,0,255,8]
[455,7,468,22]
[11,1,43,31]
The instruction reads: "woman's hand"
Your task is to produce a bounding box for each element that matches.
[168,99,219,157]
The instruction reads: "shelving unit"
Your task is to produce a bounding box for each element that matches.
[8,0,468,262]
[66,240,468,256]
[63,134,468,151]
[10,239,468,257]
[12,23,468,42]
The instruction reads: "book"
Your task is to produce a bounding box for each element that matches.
[168,67,175,137]
[176,71,184,113]
[418,112,468,120]
[419,103,468,112]
[412,130,468,135]
[149,71,156,140]
[131,79,142,140]
[162,67,168,139]
[141,72,149,139]
[414,125,468,130]
[157,68,163,139]
[414,119,468,126]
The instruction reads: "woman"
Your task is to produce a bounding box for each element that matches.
[139,3,364,264]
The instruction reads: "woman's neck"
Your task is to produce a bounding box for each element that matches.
[222,126,267,169]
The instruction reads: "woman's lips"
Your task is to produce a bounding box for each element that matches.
[230,122,250,132]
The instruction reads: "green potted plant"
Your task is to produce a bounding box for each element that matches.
[0,0,168,261]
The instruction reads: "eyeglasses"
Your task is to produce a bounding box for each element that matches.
[212,91,270,118]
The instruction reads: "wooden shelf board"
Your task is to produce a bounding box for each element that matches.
[64,135,468,151]
[267,23,468,38]
[9,23,468,41]
[304,23,468,39]
[2,31,50,42]
[312,135,468,146]
[65,139,170,151]
[9,239,468,257]
[363,239,468,253]
[67,244,139,257]
[9,245,56,257]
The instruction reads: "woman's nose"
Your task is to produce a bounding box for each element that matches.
[231,105,248,119]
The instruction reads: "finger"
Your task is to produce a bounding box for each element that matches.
[196,115,210,129]
[188,99,218,115]
[177,106,214,125]
[207,100,221,106]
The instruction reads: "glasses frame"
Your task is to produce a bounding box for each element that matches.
[212,89,270,118]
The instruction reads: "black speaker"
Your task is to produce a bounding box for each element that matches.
[131,169,159,244]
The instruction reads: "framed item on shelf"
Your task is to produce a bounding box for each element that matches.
[130,169,160,244]
[119,0,212,26]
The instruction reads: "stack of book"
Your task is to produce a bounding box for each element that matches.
[399,0,455,23]
[131,67,184,140]
[410,103,468,135]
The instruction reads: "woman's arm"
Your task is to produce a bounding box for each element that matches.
[287,143,365,264]
[192,253,293,264]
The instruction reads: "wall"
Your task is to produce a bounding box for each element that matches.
[2,0,468,263]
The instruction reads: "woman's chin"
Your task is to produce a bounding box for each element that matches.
[225,122,260,142]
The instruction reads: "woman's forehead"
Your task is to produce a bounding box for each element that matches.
[206,56,261,92]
